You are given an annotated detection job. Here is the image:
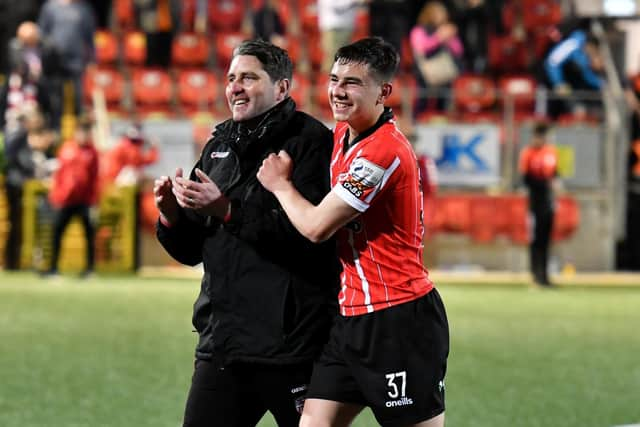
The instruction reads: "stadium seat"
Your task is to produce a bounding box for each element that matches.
[171,32,210,67]
[214,31,248,70]
[123,31,147,67]
[351,7,370,41]
[83,67,125,113]
[499,75,537,112]
[297,0,319,34]
[176,69,219,114]
[311,73,331,117]
[131,68,174,116]
[487,34,528,73]
[290,72,311,112]
[114,0,135,29]
[276,37,301,67]
[453,74,496,113]
[94,30,119,65]
[552,196,579,241]
[181,0,197,31]
[521,0,562,31]
[399,37,414,73]
[307,33,325,70]
[503,196,529,244]
[469,195,498,242]
[208,0,244,32]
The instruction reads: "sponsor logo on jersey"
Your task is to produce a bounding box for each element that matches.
[210,151,230,158]
[349,158,385,187]
[385,397,414,408]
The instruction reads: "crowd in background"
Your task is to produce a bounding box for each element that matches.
[0,0,639,272]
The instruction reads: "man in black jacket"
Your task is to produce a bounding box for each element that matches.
[153,39,340,427]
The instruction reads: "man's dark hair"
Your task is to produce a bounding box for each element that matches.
[232,39,293,82]
[333,37,400,82]
[533,121,550,137]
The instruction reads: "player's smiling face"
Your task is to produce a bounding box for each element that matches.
[328,61,389,135]
[225,55,286,122]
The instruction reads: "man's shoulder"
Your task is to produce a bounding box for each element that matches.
[290,110,332,137]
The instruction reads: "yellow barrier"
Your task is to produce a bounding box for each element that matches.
[19,180,137,273]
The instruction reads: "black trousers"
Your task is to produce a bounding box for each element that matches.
[183,359,312,427]
[529,207,554,284]
[50,204,95,272]
[4,185,23,270]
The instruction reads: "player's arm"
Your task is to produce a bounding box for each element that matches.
[258,150,360,243]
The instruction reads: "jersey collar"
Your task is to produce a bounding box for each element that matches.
[343,107,394,153]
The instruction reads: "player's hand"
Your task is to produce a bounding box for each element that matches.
[174,168,229,219]
[154,168,181,225]
[257,150,293,193]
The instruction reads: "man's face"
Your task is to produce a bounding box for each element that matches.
[328,61,388,132]
[225,55,286,122]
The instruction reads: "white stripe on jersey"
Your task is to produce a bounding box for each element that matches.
[364,156,401,204]
[348,229,374,313]
[365,226,391,308]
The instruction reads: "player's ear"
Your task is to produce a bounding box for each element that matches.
[276,78,290,101]
[378,83,392,104]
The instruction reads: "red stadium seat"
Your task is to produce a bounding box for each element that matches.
[352,7,370,41]
[181,0,197,31]
[487,34,528,73]
[83,67,125,113]
[522,0,562,31]
[114,0,135,29]
[469,195,498,242]
[552,196,580,241]
[453,74,496,113]
[172,32,210,67]
[298,0,319,34]
[208,0,244,31]
[307,33,325,71]
[123,31,147,66]
[290,72,311,111]
[214,31,248,70]
[275,37,301,66]
[131,68,174,116]
[95,30,119,65]
[176,69,219,113]
[499,75,537,112]
[312,73,330,115]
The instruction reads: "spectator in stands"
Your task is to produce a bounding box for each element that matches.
[0,61,52,136]
[543,29,604,118]
[410,1,463,115]
[38,0,96,123]
[153,39,339,426]
[454,0,490,73]
[368,0,412,54]
[0,0,44,75]
[318,0,359,72]
[134,0,181,68]
[519,122,560,287]
[101,122,159,186]
[8,22,60,84]
[3,111,53,270]
[252,0,286,47]
[43,114,99,277]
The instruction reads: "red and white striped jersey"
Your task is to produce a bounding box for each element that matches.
[330,114,433,317]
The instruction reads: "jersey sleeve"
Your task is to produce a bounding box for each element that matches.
[332,143,402,212]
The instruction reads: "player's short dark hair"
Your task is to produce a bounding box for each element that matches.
[232,39,293,82]
[533,121,550,137]
[333,37,400,83]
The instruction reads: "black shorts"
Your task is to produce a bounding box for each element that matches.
[183,359,312,427]
[306,289,449,427]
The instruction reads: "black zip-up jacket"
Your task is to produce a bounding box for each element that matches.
[157,98,340,365]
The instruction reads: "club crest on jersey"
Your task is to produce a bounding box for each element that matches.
[349,157,385,187]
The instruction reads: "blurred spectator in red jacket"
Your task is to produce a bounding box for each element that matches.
[44,114,99,277]
[101,121,159,187]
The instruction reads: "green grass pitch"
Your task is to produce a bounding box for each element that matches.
[1,272,639,427]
